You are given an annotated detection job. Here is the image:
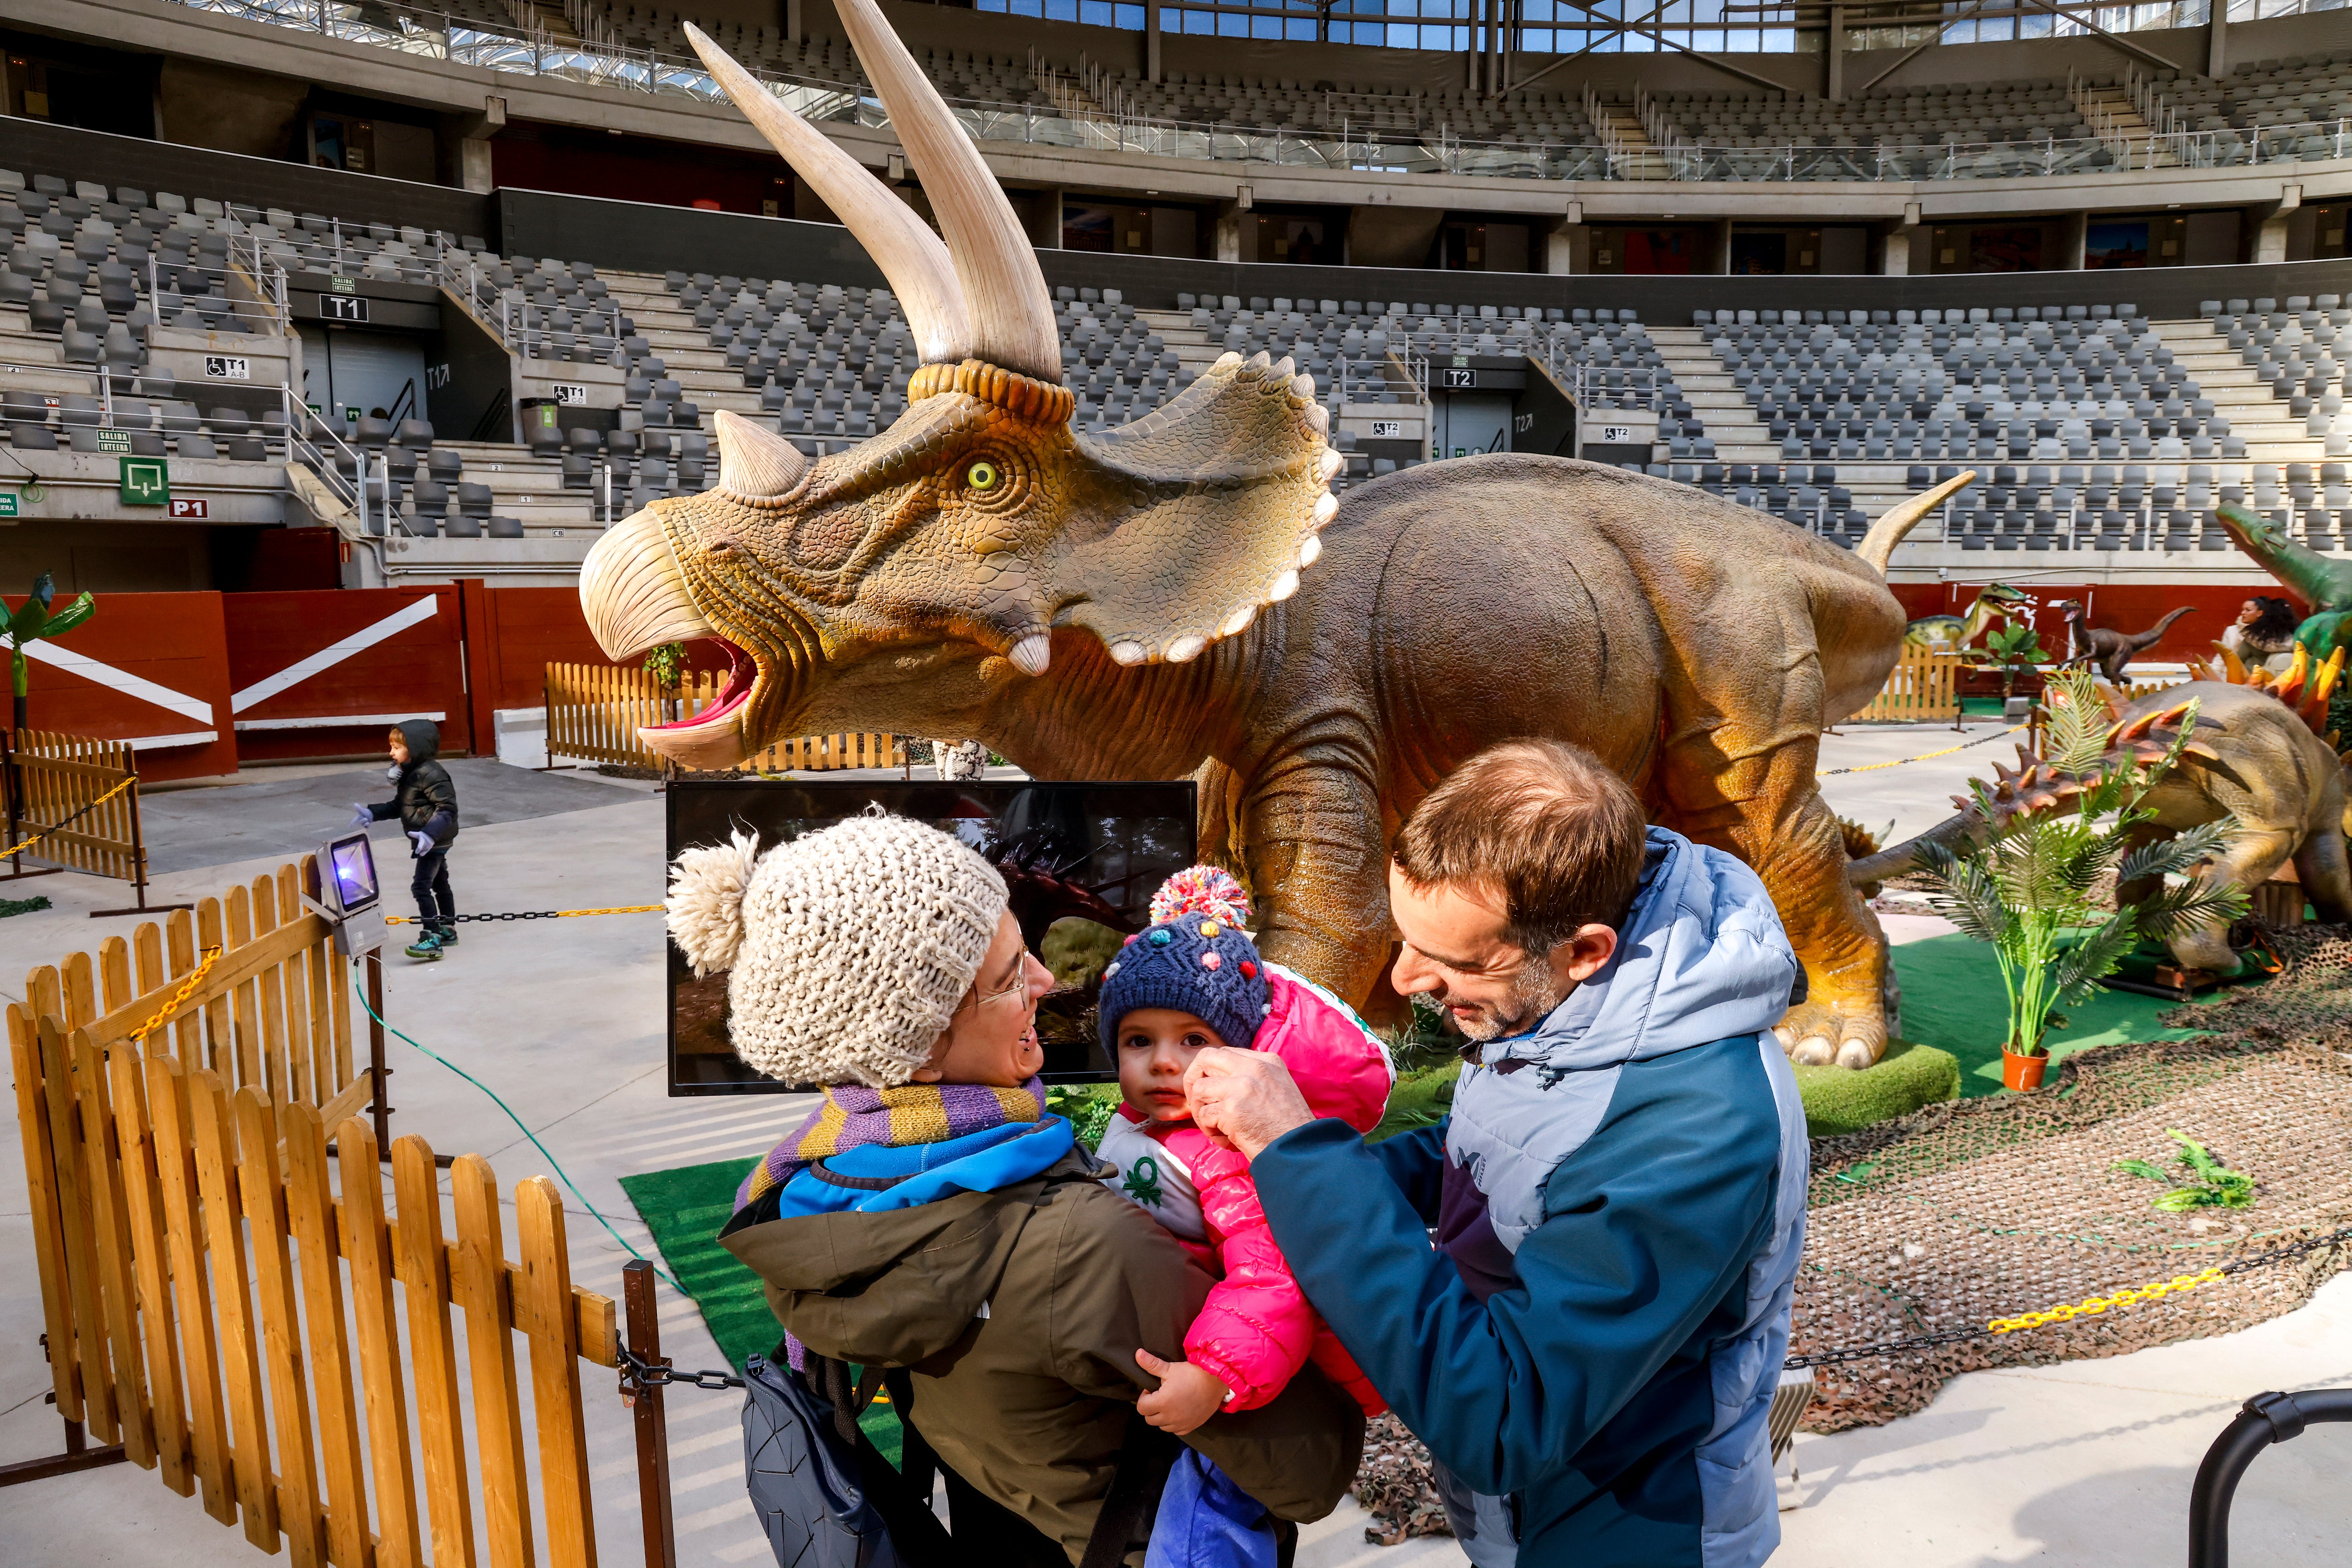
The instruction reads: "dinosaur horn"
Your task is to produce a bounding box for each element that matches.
[712,410,809,500]
[1855,471,1975,576]
[683,26,973,369]
[827,0,1061,386]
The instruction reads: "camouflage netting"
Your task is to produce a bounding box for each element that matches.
[1797,923,2352,1432]
[1351,929,2352,1533]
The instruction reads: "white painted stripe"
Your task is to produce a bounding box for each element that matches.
[234,711,446,733]
[230,595,443,715]
[116,731,219,751]
[21,643,215,724]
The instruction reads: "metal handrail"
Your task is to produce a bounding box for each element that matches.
[156,0,2352,184]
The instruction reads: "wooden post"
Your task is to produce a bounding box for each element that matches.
[2,730,61,883]
[89,766,194,917]
[622,1261,677,1568]
[367,953,391,1157]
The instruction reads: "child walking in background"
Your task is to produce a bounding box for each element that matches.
[1094,867,1394,1568]
[354,719,459,961]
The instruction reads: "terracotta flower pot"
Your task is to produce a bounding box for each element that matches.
[2001,1047,2049,1092]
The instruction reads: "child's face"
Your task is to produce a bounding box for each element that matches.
[388,732,410,767]
[1116,1008,1233,1123]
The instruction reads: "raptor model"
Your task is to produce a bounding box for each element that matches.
[1849,650,2352,975]
[579,4,1971,1069]
[2055,599,2194,682]
[1904,582,2031,653]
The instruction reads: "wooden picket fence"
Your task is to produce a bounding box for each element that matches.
[543,662,905,774]
[2,731,170,908]
[6,848,622,1562]
[1854,646,1962,723]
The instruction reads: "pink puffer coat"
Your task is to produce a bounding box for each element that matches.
[1111,964,1394,1416]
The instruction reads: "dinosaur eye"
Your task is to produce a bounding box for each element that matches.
[966,460,1000,492]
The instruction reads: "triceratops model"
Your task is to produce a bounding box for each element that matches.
[580,0,1972,1068]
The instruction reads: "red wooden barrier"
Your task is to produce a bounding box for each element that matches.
[223,589,467,763]
[0,594,238,782]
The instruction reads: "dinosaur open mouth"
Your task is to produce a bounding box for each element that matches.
[644,640,755,732]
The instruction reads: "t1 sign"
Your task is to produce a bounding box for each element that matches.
[552,383,588,405]
[204,355,251,381]
[320,294,369,324]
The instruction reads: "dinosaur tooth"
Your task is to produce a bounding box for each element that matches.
[1007,634,1051,676]
[1268,569,1302,602]
[1299,535,1323,567]
[1304,404,1330,434]
[1220,605,1257,637]
[1312,493,1340,526]
[1213,351,1243,371]
[1317,449,1343,481]
[1272,356,1296,380]
[1166,634,1208,663]
[1291,375,1316,401]
[1246,351,1272,373]
[1108,640,1148,666]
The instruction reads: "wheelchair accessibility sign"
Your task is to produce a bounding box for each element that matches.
[119,457,171,506]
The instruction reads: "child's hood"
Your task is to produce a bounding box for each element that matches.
[1258,965,1395,1134]
[394,718,441,765]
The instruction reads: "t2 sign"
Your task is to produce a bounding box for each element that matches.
[1440,367,1477,389]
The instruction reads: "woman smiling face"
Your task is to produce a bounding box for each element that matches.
[911,910,1052,1087]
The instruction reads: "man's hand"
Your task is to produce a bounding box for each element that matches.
[1184,1047,1314,1161]
[1133,1349,1229,1436]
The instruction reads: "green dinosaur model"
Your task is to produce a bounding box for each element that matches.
[1904,582,2031,653]
[2218,501,2352,657]
[581,5,1977,1070]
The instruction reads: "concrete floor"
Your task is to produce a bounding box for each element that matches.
[1,732,2345,1566]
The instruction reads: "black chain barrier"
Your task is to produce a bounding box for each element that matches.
[618,1343,744,1393]
[1783,1225,2352,1372]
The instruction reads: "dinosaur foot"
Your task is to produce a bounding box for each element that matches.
[1773,998,1887,1071]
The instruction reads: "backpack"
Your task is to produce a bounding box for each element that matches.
[744,1348,1177,1568]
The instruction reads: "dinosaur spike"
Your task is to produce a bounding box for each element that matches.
[2316,645,2348,708]
[2098,685,2129,724]
[2185,654,2219,684]
[2184,741,2223,761]
[2220,644,2250,685]
[2116,710,2160,744]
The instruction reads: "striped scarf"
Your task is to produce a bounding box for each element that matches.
[734,1077,1048,1211]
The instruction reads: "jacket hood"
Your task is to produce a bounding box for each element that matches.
[720,1142,1108,1366]
[1259,965,1395,1134]
[396,718,441,763]
[1477,827,1797,1078]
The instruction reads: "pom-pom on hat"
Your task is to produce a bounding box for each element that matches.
[1099,865,1270,1057]
[666,812,1008,1087]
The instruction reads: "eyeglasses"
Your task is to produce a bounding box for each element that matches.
[965,959,1032,1014]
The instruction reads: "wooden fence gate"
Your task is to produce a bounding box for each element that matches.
[2,730,181,913]
[543,663,906,774]
[5,849,623,1564]
[1854,647,1963,724]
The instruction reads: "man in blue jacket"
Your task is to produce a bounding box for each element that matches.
[1186,738,1809,1567]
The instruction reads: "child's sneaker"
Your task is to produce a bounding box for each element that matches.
[404,931,444,961]
[434,924,460,947]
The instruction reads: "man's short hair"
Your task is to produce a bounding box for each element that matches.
[1391,739,1648,954]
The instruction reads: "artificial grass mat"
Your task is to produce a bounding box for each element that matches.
[1889,930,2216,1097]
[616,1157,903,1463]
[1794,1038,1959,1137]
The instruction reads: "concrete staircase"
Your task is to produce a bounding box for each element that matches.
[1646,327,1773,462]
[2165,320,2330,464]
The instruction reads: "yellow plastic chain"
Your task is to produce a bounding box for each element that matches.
[0,774,136,860]
[1987,1265,2228,1334]
[1821,724,2028,778]
[383,904,665,925]
[126,945,225,1046]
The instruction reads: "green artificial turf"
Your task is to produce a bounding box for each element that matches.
[1793,1038,1959,1137]
[1889,931,2216,1097]
[618,1156,903,1463]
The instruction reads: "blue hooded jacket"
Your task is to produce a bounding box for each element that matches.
[1251,827,1809,1568]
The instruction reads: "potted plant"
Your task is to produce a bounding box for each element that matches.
[1972,620,2049,706]
[1915,668,2248,1090]
[643,640,688,726]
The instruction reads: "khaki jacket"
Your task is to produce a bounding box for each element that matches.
[720,1146,1363,1563]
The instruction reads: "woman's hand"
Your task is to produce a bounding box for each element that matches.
[1133,1349,1229,1436]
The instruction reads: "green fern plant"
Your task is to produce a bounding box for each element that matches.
[1045,1083,1119,1150]
[2113,1129,2256,1211]
[1915,667,2249,1059]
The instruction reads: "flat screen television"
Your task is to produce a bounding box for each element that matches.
[666,778,1198,1094]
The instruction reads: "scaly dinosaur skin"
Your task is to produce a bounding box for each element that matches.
[2219,501,2352,655]
[588,426,1920,1067]
[1849,682,2352,974]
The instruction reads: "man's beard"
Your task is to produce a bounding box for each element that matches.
[1446,952,1568,1043]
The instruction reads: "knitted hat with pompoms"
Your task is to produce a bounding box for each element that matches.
[1097,865,1272,1056]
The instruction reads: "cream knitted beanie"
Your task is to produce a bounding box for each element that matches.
[666,812,1009,1087]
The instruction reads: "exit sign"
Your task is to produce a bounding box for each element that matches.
[96,429,132,453]
[0,494,17,518]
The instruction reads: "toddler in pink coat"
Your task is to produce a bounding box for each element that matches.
[1095,867,1395,1438]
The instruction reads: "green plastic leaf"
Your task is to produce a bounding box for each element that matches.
[36,594,95,640]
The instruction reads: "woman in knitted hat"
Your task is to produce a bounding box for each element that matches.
[666,813,1363,1565]
[1093,867,1395,1567]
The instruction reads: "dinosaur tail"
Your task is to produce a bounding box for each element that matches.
[2141,606,2194,646]
[1856,471,1976,576]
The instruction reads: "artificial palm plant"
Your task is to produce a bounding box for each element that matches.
[1916,667,2248,1062]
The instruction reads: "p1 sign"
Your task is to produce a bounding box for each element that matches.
[168,497,210,519]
